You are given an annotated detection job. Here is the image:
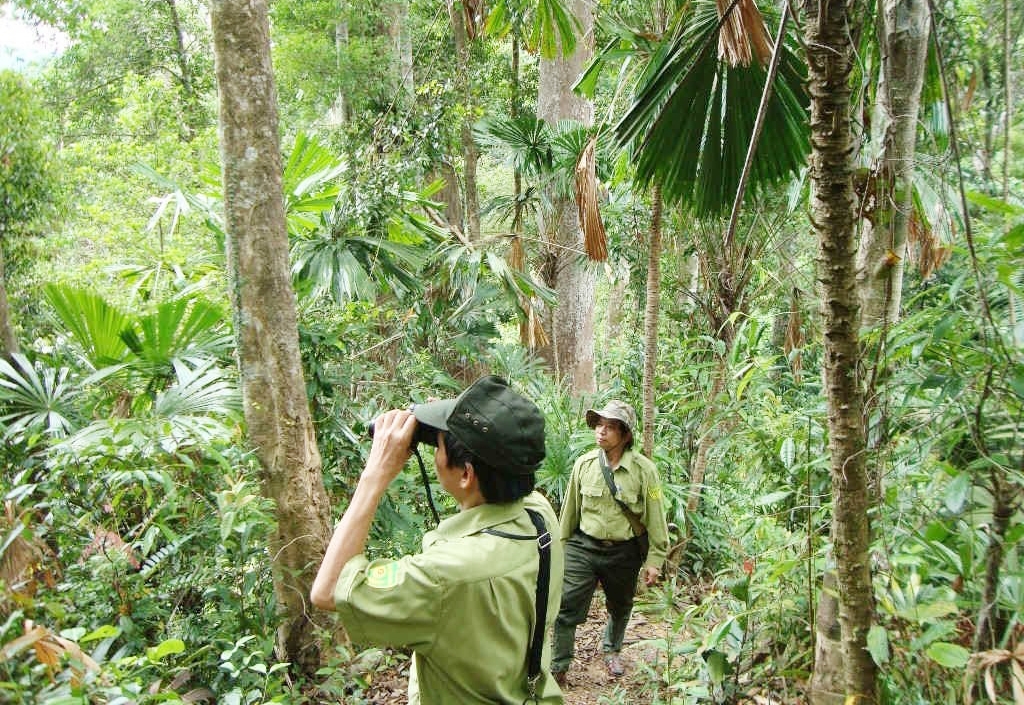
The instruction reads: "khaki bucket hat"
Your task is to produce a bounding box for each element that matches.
[585,400,637,436]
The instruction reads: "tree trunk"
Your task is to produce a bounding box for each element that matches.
[0,246,18,357]
[642,187,663,457]
[163,0,201,140]
[386,0,414,103]
[325,4,349,127]
[536,0,595,395]
[855,0,930,328]
[802,0,876,700]
[209,0,331,675]
[450,0,480,241]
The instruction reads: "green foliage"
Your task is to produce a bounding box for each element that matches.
[0,69,61,242]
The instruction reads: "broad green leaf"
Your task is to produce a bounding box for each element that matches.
[925,642,969,668]
[867,625,890,665]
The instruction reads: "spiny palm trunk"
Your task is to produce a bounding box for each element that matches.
[641,188,663,456]
[210,0,331,675]
[801,0,876,701]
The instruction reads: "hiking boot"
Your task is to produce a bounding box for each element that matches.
[604,653,624,677]
[553,670,568,688]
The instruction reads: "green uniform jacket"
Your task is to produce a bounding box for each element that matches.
[559,448,670,571]
[334,491,565,704]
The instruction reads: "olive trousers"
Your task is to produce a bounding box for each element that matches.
[550,531,644,673]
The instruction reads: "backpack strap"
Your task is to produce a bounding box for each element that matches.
[481,508,551,702]
[597,450,646,538]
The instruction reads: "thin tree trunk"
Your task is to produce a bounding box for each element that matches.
[855,0,930,328]
[642,187,663,457]
[450,1,480,241]
[0,247,18,357]
[209,0,331,675]
[686,362,727,516]
[802,0,876,700]
[536,0,595,395]
[163,0,201,140]
[386,0,414,102]
[325,4,349,127]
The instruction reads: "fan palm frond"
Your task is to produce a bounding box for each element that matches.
[0,353,78,440]
[43,283,132,368]
[615,0,809,215]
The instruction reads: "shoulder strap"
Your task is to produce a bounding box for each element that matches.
[597,450,646,537]
[481,508,551,702]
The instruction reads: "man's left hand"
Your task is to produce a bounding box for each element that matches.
[643,566,661,586]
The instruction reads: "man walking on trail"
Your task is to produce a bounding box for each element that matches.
[311,375,565,704]
[551,400,669,685]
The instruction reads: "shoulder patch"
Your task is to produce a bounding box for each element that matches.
[365,559,403,589]
[647,486,663,502]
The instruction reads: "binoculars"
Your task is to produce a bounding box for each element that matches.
[368,405,440,448]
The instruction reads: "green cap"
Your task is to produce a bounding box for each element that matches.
[412,375,546,475]
[585,400,637,436]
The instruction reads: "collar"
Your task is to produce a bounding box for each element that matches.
[427,498,527,543]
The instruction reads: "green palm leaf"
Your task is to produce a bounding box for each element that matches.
[0,353,78,440]
[120,297,232,383]
[43,283,132,368]
[484,0,579,59]
[615,0,809,215]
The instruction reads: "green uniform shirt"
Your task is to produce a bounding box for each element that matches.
[559,448,670,570]
[334,491,564,705]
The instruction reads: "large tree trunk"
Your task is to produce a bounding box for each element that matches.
[450,0,481,241]
[536,0,595,395]
[855,0,930,328]
[209,0,331,676]
[802,0,876,701]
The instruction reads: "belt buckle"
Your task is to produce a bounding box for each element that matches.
[600,538,615,547]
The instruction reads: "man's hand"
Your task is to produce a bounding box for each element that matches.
[643,566,661,586]
[363,409,416,487]
[310,408,416,611]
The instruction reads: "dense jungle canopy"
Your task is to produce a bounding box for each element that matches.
[0,0,1022,703]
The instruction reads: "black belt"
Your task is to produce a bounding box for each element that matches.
[579,530,635,548]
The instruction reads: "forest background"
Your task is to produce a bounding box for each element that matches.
[0,0,1021,703]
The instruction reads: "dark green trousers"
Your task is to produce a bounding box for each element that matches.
[551,531,644,673]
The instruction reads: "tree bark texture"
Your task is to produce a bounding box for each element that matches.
[642,188,663,457]
[536,0,596,395]
[386,0,415,102]
[450,0,481,241]
[801,0,877,701]
[855,0,930,328]
[0,247,18,356]
[209,0,331,675]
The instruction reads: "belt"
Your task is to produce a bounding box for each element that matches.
[579,530,632,548]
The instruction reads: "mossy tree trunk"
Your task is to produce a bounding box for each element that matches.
[209,0,332,676]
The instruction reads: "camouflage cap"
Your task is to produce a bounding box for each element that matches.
[412,375,546,475]
[585,400,637,436]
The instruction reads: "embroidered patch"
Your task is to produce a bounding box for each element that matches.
[365,560,403,589]
[647,486,663,501]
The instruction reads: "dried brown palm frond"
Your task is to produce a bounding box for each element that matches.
[964,642,1024,704]
[907,213,952,280]
[783,290,804,385]
[0,620,100,685]
[507,234,526,271]
[715,0,772,67]
[574,136,608,262]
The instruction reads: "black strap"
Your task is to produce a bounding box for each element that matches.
[597,450,646,538]
[482,508,551,702]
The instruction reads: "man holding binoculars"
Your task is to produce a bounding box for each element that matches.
[311,376,565,704]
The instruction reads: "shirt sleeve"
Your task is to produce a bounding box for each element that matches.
[638,457,671,570]
[558,458,583,541]
[333,553,444,655]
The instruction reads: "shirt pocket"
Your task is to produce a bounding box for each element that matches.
[614,477,641,508]
[580,482,606,501]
